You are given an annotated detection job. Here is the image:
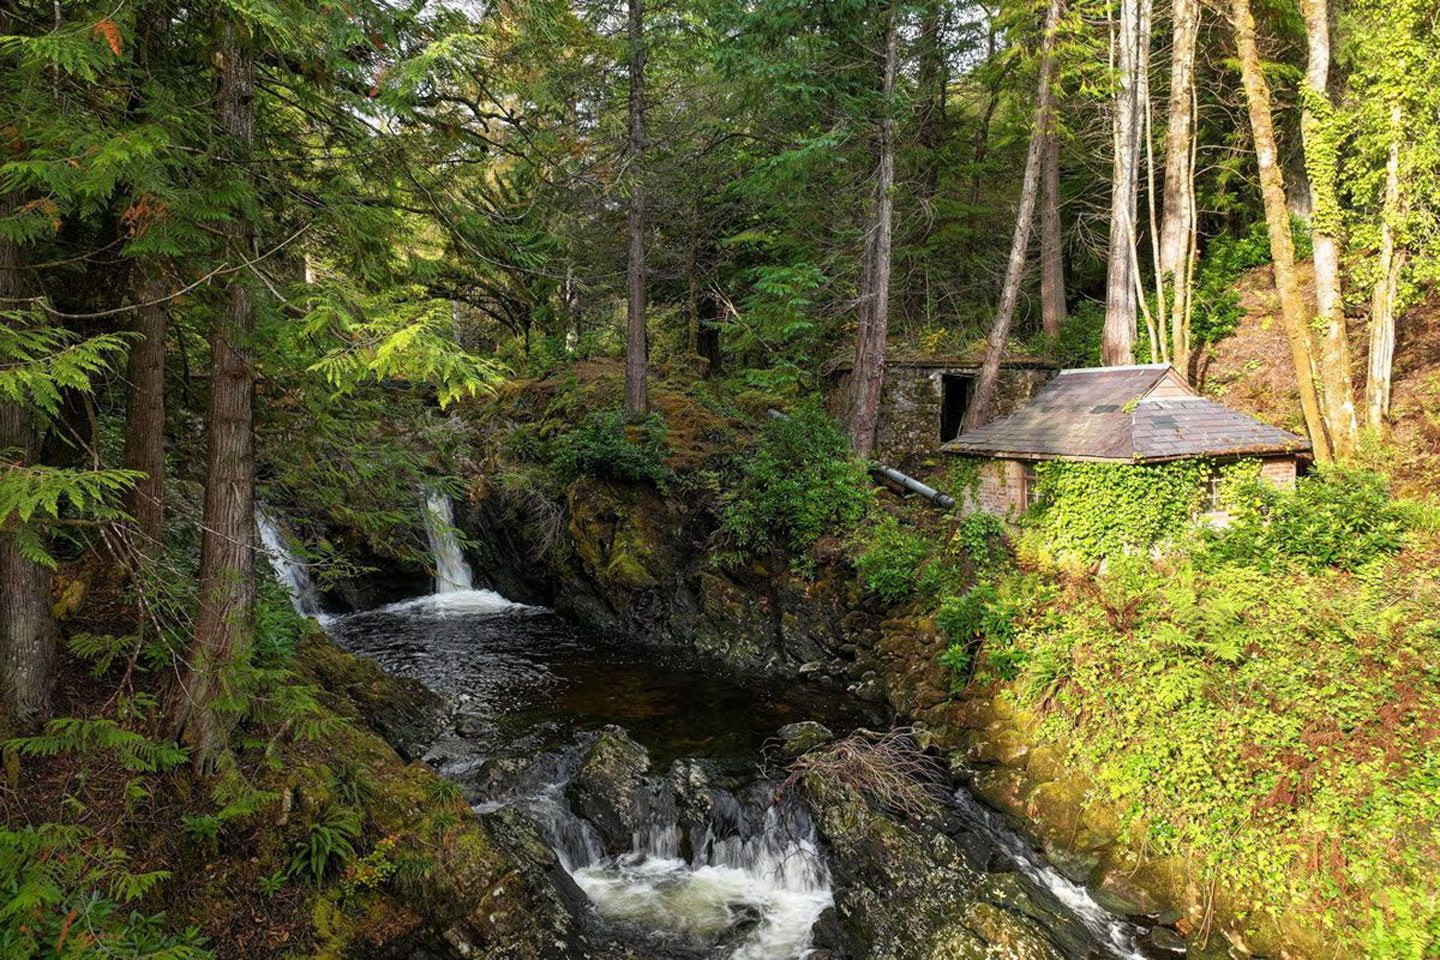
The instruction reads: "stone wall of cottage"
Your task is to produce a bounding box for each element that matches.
[962,459,1027,519]
[827,365,1055,465]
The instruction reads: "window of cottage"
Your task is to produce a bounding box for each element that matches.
[1021,462,1043,509]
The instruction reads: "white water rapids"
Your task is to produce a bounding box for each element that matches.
[514,774,834,959]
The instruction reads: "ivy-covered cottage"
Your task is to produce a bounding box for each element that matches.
[941,364,1311,518]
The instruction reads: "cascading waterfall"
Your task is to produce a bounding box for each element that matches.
[519,775,833,959]
[256,508,325,620]
[404,490,523,614]
[422,491,475,593]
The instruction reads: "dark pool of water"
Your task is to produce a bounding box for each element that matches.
[327,591,878,769]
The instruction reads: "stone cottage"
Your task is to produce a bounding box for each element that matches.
[825,355,1057,464]
[940,364,1311,517]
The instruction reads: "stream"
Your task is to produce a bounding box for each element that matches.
[264,499,1158,959]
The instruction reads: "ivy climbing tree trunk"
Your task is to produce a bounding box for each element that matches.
[848,2,899,458]
[623,0,649,418]
[1366,106,1403,432]
[1231,0,1332,462]
[0,189,56,735]
[175,14,258,771]
[965,0,1063,431]
[1299,0,1358,457]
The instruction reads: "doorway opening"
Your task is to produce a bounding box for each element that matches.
[940,374,976,442]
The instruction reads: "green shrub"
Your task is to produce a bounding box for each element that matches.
[854,516,930,603]
[936,575,1048,684]
[553,410,672,487]
[1206,465,1407,571]
[720,405,871,556]
[955,512,1006,568]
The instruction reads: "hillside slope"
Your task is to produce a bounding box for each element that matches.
[1201,264,1439,495]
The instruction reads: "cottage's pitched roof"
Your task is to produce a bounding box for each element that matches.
[940,364,1311,462]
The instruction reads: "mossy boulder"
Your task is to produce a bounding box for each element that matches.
[296,632,447,760]
[565,725,651,855]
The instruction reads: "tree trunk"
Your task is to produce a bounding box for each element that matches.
[623,0,648,418]
[1298,0,1358,457]
[123,262,167,560]
[1231,0,1332,461]
[175,14,258,771]
[0,191,55,735]
[1366,106,1402,431]
[1039,60,1066,338]
[965,0,1063,431]
[1157,0,1198,274]
[847,3,899,458]
[1102,0,1150,365]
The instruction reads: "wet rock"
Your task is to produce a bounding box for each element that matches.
[809,773,1062,960]
[1090,858,1167,918]
[777,721,834,756]
[1141,925,1189,957]
[964,901,1066,960]
[566,726,651,855]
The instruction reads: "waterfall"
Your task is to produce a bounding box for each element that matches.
[256,509,325,619]
[519,775,833,959]
[422,491,475,593]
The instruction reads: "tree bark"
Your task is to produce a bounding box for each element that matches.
[965,0,1063,431]
[1039,61,1066,338]
[1298,0,1358,457]
[1366,106,1402,431]
[0,190,56,735]
[123,262,167,560]
[1102,0,1150,365]
[1157,0,1198,274]
[1231,0,1332,461]
[175,14,258,770]
[623,0,648,418]
[847,3,900,458]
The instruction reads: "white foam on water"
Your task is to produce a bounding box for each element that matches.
[570,803,832,960]
[372,588,528,617]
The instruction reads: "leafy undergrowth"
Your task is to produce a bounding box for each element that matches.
[1,588,507,960]
[946,532,1440,956]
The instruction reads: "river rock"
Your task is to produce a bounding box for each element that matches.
[1141,925,1189,957]
[1090,858,1168,917]
[777,721,834,756]
[806,773,1066,960]
[964,901,1066,960]
[566,725,652,855]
